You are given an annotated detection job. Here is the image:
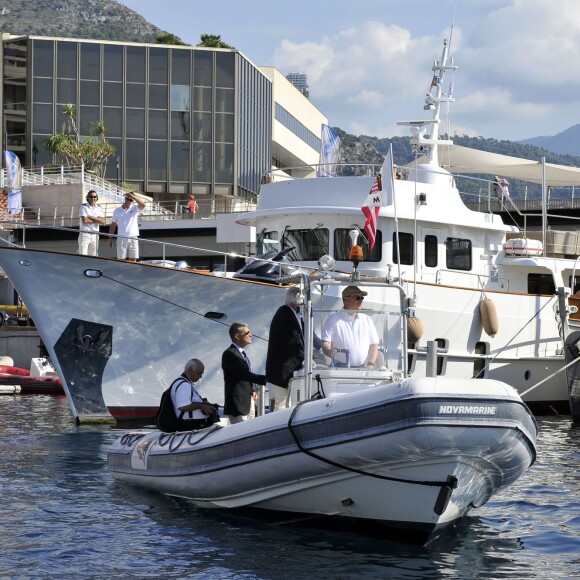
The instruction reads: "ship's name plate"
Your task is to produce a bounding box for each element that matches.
[438,405,497,415]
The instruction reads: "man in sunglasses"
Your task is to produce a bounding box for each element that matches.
[78,190,105,256]
[108,192,145,261]
[321,285,379,369]
[222,322,266,424]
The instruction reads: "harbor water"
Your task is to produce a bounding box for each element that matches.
[0,394,579,579]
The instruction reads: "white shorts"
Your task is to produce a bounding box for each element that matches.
[116,237,139,260]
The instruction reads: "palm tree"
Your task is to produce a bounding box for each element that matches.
[44,105,115,177]
[197,34,233,49]
[156,32,187,46]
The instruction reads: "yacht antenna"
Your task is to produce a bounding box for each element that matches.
[448,0,458,54]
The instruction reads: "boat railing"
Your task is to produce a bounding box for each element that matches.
[435,268,510,291]
[0,220,323,276]
[301,276,409,400]
[0,220,250,271]
[265,162,406,182]
[0,197,257,229]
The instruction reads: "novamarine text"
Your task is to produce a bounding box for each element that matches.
[438,405,497,415]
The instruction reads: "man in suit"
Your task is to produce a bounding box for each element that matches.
[266,287,321,411]
[222,322,266,424]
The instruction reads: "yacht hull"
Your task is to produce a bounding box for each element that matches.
[0,246,567,423]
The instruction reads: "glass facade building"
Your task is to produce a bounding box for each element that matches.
[2,36,273,201]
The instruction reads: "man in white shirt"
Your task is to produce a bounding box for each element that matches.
[321,285,379,369]
[170,359,220,431]
[108,192,145,261]
[78,190,105,256]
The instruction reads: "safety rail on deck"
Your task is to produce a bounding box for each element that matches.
[0,221,246,270]
[435,268,510,291]
[0,198,257,228]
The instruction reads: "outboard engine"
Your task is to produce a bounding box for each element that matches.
[233,247,301,282]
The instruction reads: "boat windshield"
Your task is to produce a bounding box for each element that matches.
[309,284,406,373]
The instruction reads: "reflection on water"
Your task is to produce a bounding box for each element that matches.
[0,396,578,579]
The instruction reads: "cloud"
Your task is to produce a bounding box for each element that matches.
[271,0,580,140]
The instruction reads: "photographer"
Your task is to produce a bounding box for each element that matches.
[171,358,220,431]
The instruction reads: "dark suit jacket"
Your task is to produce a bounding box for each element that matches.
[266,305,306,389]
[222,344,266,416]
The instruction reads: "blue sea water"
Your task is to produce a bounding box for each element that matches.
[0,395,579,579]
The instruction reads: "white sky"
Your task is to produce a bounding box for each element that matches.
[116,0,580,141]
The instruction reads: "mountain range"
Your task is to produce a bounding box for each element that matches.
[2,0,580,169]
[519,125,580,157]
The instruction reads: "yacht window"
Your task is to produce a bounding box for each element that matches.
[282,228,329,261]
[568,275,580,294]
[528,273,555,295]
[393,232,414,265]
[425,235,438,267]
[334,229,381,262]
[256,230,279,256]
[446,237,472,271]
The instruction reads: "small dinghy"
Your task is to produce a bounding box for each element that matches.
[108,273,537,544]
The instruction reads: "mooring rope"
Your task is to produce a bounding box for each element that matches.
[286,397,458,489]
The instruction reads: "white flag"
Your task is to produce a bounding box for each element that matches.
[318,124,341,177]
[4,150,22,215]
[361,147,394,251]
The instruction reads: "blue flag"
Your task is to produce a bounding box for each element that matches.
[4,150,22,215]
[318,124,341,177]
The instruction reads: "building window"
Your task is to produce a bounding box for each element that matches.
[149,84,168,109]
[80,80,99,106]
[171,85,190,111]
[446,237,472,271]
[103,45,123,82]
[33,40,54,78]
[171,49,190,85]
[149,48,168,84]
[194,51,213,86]
[57,79,76,105]
[126,109,145,138]
[149,110,168,140]
[126,46,145,83]
[274,103,320,151]
[216,52,234,88]
[57,42,77,79]
[126,82,145,108]
[33,78,53,103]
[148,141,167,181]
[80,43,100,81]
[393,232,414,265]
[192,142,211,182]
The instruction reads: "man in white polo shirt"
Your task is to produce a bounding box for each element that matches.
[108,192,145,261]
[78,190,105,256]
[321,285,379,369]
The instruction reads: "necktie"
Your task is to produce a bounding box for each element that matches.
[242,350,252,371]
[242,350,255,389]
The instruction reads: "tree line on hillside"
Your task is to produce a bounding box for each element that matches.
[335,129,580,200]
